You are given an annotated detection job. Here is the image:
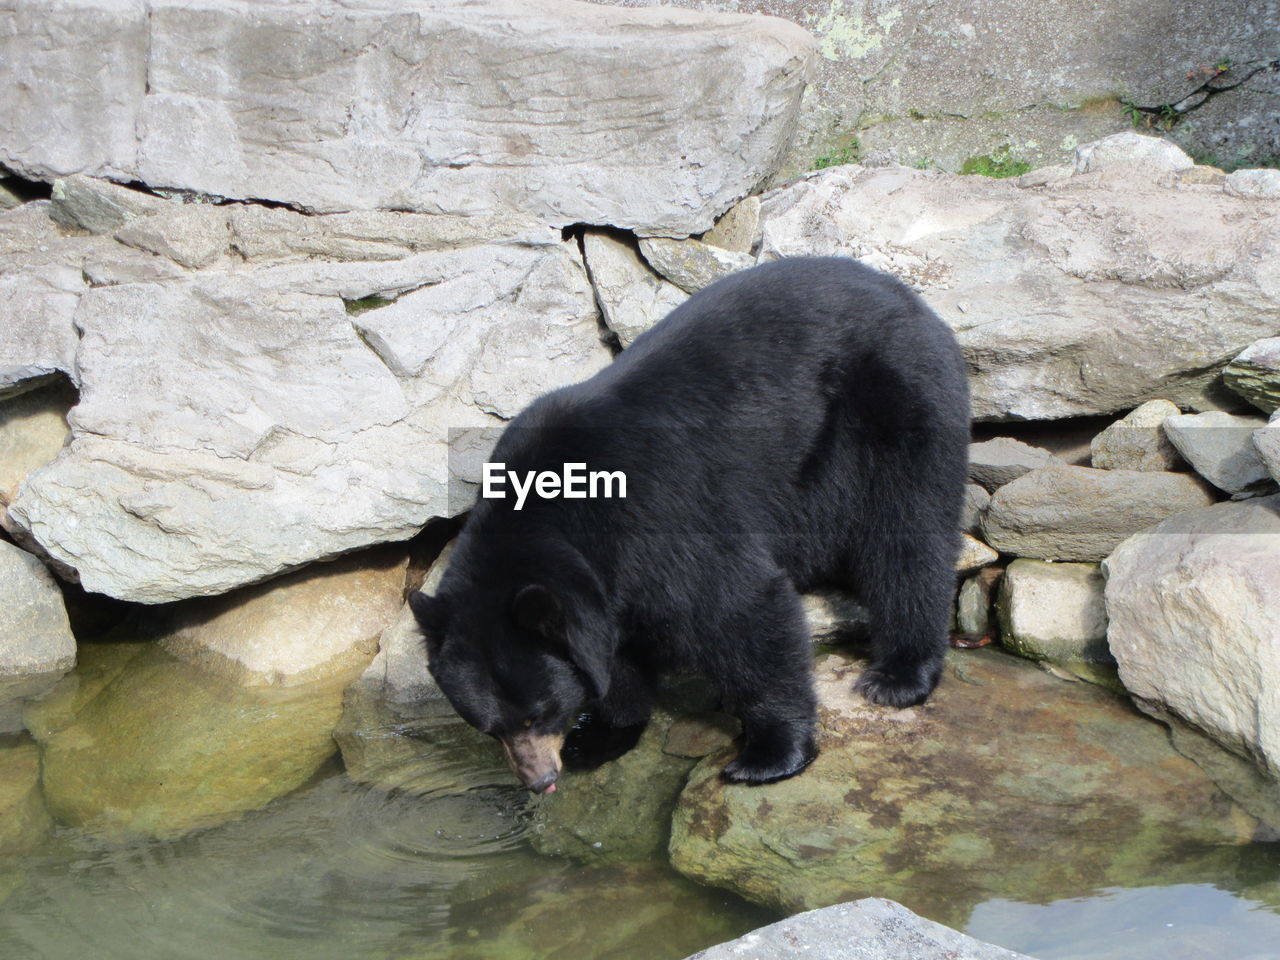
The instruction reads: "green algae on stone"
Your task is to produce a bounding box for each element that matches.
[529,709,698,862]
[669,649,1259,927]
[29,642,352,841]
[0,740,52,857]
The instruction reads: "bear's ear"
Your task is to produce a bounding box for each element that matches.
[512,583,565,638]
[409,591,450,645]
[512,582,614,702]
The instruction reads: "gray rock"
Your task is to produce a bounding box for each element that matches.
[754,149,1280,420]
[0,379,73,509]
[1073,132,1194,179]
[49,175,167,234]
[1256,414,1280,485]
[582,230,688,347]
[700,195,760,255]
[982,464,1218,561]
[683,899,1034,960]
[3,0,816,237]
[1104,494,1280,780]
[960,483,990,533]
[0,540,76,676]
[956,567,1002,636]
[1224,337,1280,414]
[0,181,22,210]
[801,589,870,641]
[637,237,755,294]
[9,240,612,603]
[1090,399,1184,471]
[969,438,1060,491]
[956,533,999,574]
[1163,411,1273,495]
[113,204,230,269]
[1225,169,1280,200]
[997,559,1110,663]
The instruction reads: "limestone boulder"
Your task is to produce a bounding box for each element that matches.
[1225,169,1280,200]
[669,650,1258,924]
[582,231,688,347]
[1072,132,1194,179]
[683,899,1034,960]
[0,541,76,677]
[982,464,1218,561]
[152,546,408,686]
[1,0,815,236]
[1163,411,1273,495]
[27,641,350,840]
[996,559,1109,663]
[9,240,611,602]
[955,567,1002,637]
[1225,337,1280,413]
[1103,495,1280,780]
[1090,399,1184,471]
[755,142,1280,420]
[956,533,998,574]
[637,237,755,294]
[0,379,73,511]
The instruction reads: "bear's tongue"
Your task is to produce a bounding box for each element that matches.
[544,782,556,793]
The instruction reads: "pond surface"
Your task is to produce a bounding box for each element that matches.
[2,642,1279,960]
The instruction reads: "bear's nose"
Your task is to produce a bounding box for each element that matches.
[529,770,558,794]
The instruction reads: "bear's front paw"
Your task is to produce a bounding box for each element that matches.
[855,661,940,709]
[721,738,817,785]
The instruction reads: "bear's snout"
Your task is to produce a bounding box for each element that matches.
[499,731,565,794]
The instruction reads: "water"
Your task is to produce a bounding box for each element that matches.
[3,642,1280,960]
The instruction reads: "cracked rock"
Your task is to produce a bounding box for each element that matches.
[583,230,688,347]
[638,237,755,294]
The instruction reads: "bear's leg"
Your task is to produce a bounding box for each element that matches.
[853,531,954,708]
[562,651,654,770]
[717,577,818,784]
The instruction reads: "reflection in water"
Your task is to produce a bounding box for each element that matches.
[968,877,1280,960]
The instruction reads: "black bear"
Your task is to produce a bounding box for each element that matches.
[410,256,969,794]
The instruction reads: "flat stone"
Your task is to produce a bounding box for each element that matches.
[638,237,755,294]
[1163,411,1273,495]
[1104,494,1280,781]
[996,559,1109,663]
[582,230,688,347]
[3,0,816,236]
[0,541,76,677]
[29,641,351,840]
[153,546,407,686]
[9,241,611,602]
[968,438,1060,491]
[981,464,1218,561]
[669,650,1257,922]
[1090,399,1184,471]
[682,899,1034,960]
[754,152,1280,420]
[1224,337,1280,414]
[0,741,52,857]
[49,175,167,235]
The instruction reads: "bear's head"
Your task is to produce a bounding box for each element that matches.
[408,545,616,794]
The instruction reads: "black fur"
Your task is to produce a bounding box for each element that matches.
[412,256,970,788]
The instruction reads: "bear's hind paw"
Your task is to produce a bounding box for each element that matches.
[855,663,939,709]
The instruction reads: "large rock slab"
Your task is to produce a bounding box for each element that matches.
[25,641,351,840]
[981,464,1218,561]
[581,230,687,347]
[1103,495,1280,781]
[1,0,815,236]
[996,559,1109,663]
[669,650,1258,924]
[1163,410,1274,495]
[8,240,611,602]
[153,546,407,686]
[755,140,1280,420]
[968,438,1060,491]
[0,541,76,677]
[682,899,1034,960]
